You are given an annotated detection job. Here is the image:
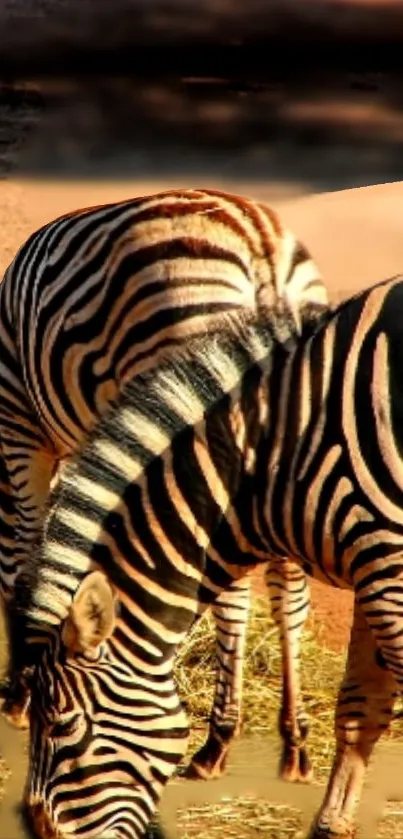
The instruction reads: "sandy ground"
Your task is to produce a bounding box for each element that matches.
[3,177,403,655]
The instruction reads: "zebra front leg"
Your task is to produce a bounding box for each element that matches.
[266,557,313,783]
[186,575,251,779]
[310,598,397,839]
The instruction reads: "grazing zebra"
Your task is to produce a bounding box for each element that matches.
[12,273,403,839]
[0,188,327,784]
[11,309,305,839]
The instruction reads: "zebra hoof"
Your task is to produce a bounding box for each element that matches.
[184,738,229,780]
[280,745,313,783]
[183,754,228,780]
[307,814,356,839]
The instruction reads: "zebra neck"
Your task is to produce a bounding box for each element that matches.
[17,312,291,639]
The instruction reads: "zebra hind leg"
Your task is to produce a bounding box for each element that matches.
[0,436,57,730]
[185,576,251,779]
[310,597,397,839]
[0,452,30,726]
[266,557,313,783]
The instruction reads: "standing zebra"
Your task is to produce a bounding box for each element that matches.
[0,189,327,783]
[12,274,403,839]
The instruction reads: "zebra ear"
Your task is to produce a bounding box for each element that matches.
[61,571,117,659]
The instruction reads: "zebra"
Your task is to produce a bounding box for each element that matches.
[12,272,403,839]
[0,188,327,784]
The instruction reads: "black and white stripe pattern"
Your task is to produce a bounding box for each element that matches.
[16,313,285,839]
[0,189,328,784]
[14,275,403,839]
[0,188,326,596]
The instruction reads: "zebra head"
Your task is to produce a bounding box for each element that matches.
[24,571,188,839]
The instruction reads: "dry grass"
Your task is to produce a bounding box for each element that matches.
[166,597,343,839]
[170,596,403,839]
[378,801,403,838]
[176,798,304,839]
[0,759,9,798]
[175,596,346,783]
[2,596,403,837]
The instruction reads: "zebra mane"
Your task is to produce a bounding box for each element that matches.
[14,300,323,634]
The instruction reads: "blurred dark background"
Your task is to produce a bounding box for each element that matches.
[2,0,403,192]
[2,1,403,75]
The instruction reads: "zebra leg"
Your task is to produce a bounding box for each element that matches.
[265,557,313,783]
[310,598,397,839]
[186,575,251,779]
[0,447,16,602]
[0,436,56,729]
[1,437,56,566]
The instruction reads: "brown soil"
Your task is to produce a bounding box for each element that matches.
[251,567,353,654]
[308,580,353,653]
